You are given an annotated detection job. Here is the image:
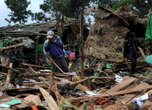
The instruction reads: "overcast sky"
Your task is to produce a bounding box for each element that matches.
[0,0,44,27]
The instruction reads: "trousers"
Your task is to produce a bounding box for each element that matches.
[53,56,69,72]
[127,60,136,74]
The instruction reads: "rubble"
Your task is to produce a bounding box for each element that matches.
[0,59,151,110]
[84,6,147,60]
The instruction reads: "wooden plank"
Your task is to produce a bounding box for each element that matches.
[22,73,51,77]
[24,95,42,105]
[117,94,137,105]
[51,84,62,105]
[0,43,24,51]
[75,84,90,91]
[103,82,152,97]
[39,87,59,110]
[70,77,113,86]
[106,76,137,94]
[69,83,152,102]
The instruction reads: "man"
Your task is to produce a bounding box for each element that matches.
[43,30,69,72]
[123,32,141,74]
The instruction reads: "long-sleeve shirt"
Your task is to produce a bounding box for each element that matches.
[44,37,65,58]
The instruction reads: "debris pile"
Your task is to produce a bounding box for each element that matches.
[84,6,147,60]
[0,58,152,110]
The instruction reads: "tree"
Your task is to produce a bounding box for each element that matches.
[31,12,51,23]
[5,0,31,24]
[40,0,95,20]
[39,0,96,32]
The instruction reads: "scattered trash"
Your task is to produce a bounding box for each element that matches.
[103,64,113,69]
[133,93,149,108]
[143,72,150,76]
[85,91,99,96]
[145,55,152,64]
[40,69,52,73]
[63,72,77,76]
[60,79,72,84]
[72,76,81,82]
[115,74,123,83]
[94,71,101,77]
[0,99,22,108]
[119,71,129,75]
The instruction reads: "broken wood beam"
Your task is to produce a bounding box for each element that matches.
[80,10,85,77]
[71,76,114,85]
[4,87,39,96]
[0,43,24,51]
[56,76,114,86]
[0,32,47,37]
[106,76,137,94]
[5,63,13,85]
[22,73,51,77]
[0,64,20,73]
[39,87,59,110]
[21,63,51,69]
[22,82,49,89]
[50,83,62,105]
[69,83,152,102]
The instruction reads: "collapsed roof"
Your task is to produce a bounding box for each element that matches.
[84,6,147,60]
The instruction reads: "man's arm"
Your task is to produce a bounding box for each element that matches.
[43,40,49,56]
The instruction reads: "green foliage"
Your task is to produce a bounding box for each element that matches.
[5,0,31,24]
[40,0,94,19]
[31,12,51,23]
[112,0,136,10]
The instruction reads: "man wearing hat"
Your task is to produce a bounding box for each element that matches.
[43,30,69,72]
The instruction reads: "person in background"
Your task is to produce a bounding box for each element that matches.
[68,48,76,62]
[123,32,142,74]
[43,30,69,72]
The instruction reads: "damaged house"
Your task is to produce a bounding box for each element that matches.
[0,21,89,66]
[84,6,148,61]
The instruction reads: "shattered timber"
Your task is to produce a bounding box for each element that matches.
[1,6,152,110]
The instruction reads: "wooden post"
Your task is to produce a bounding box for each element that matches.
[5,63,13,85]
[61,15,64,33]
[35,36,39,64]
[80,10,84,77]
